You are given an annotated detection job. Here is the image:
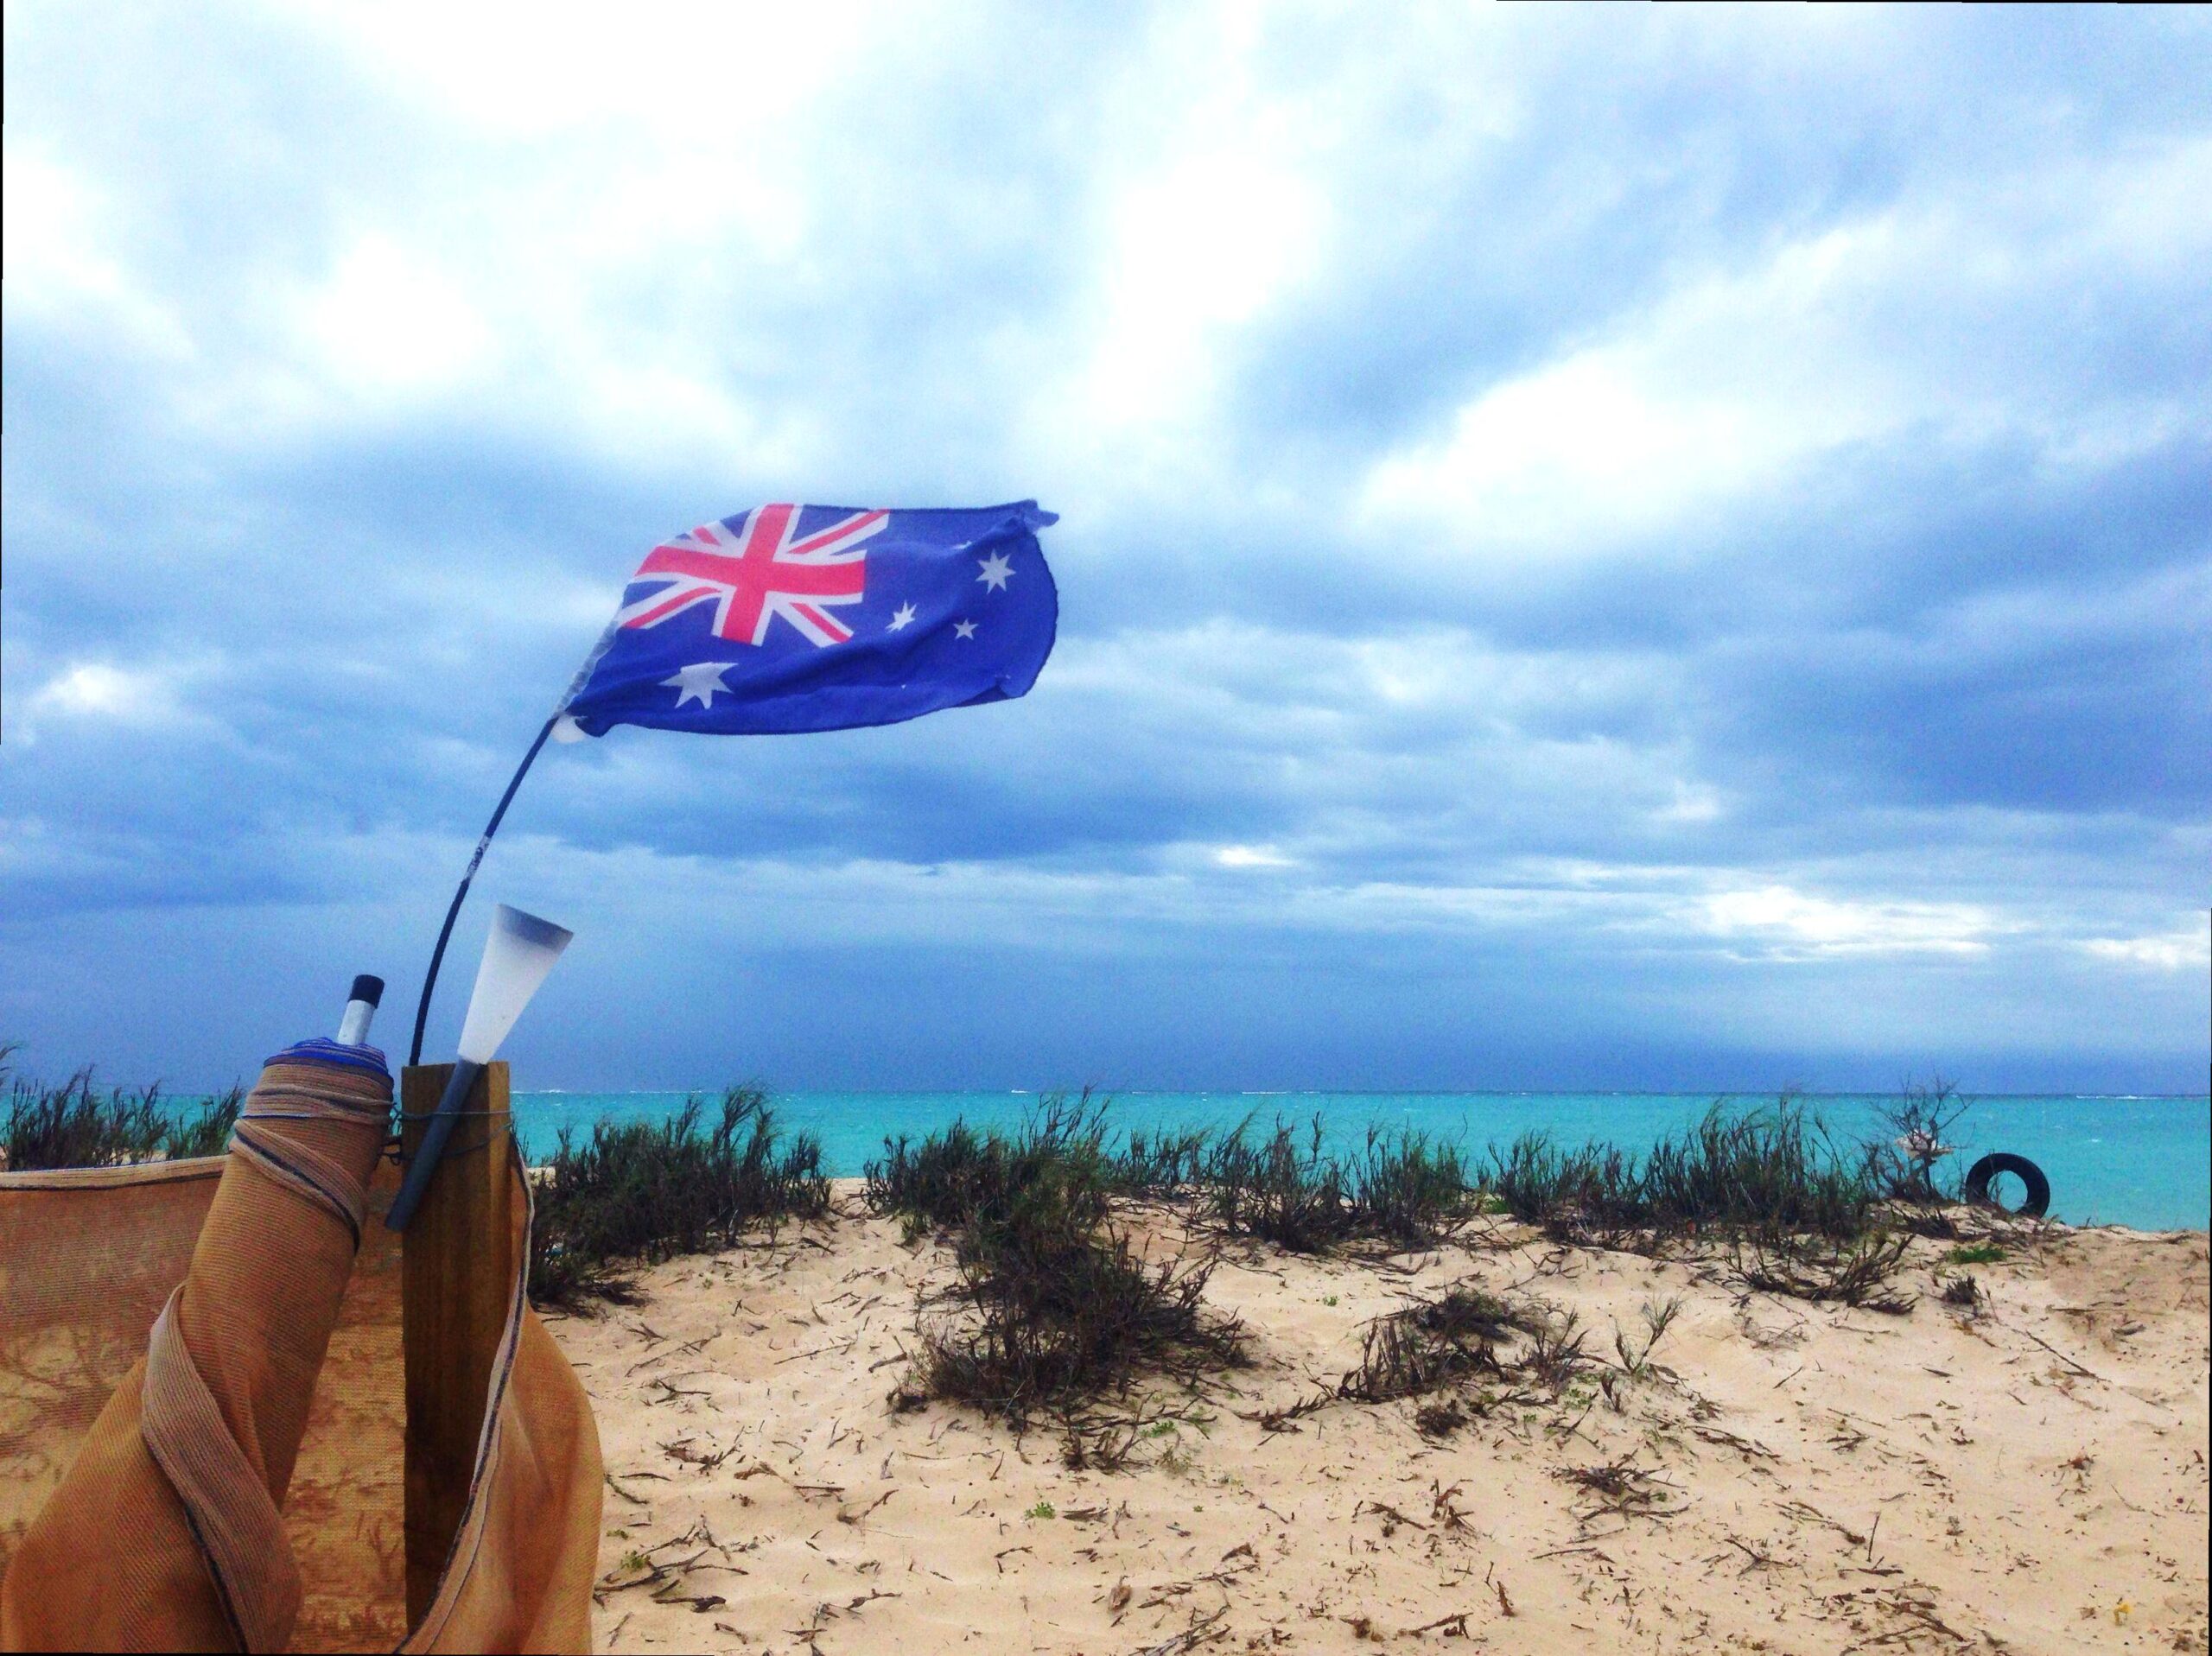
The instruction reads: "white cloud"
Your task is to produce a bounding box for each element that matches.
[1077,39,1332,438]
[31,662,186,723]
[17,658,238,750]
[2081,928,2209,972]
[1650,781,1723,826]
[292,233,493,397]
[12,2,945,466]
[0,147,192,357]
[1359,136,2212,564]
[1697,884,1995,958]
[1213,843,1293,870]
[280,0,871,143]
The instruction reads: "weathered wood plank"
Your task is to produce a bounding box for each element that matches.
[399,1061,516,1627]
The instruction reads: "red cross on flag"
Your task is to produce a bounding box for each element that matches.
[613,503,887,648]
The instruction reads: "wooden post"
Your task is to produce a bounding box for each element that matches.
[399,1061,516,1626]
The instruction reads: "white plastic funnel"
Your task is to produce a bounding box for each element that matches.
[386,903,573,1231]
[457,904,574,1064]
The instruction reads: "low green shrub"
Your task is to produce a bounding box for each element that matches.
[1937,1272,1983,1308]
[530,1085,828,1309]
[163,1085,245,1159]
[1338,1285,1534,1403]
[1202,1117,1474,1251]
[1481,1132,1634,1233]
[1204,1115,1351,1251]
[867,1092,1115,1238]
[873,1095,1246,1457]
[1733,1228,1916,1313]
[3,1046,244,1170]
[1113,1126,1210,1199]
[1351,1128,1478,1246]
[1475,1102,1926,1309]
[1482,1103,1882,1246]
[1641,1104,1875,1240]
[4,1068,167,1170]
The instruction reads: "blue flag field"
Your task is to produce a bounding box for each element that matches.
[561,501,1058,738]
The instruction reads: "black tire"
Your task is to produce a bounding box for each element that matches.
[1964,1152,2050,1218]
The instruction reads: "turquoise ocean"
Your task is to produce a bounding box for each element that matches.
[510,1088,2212,1231]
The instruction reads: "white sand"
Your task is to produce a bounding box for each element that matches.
[552,1193,2209,1653]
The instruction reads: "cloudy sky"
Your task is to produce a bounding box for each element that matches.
[4,3,2206,1094]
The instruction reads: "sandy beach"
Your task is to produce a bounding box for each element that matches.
[552,1187,2209,1654]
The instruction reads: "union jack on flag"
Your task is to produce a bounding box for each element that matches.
[616,504,887,649]
[562,501,1059,739]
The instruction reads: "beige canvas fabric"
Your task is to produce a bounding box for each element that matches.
[0,1050,599,1653]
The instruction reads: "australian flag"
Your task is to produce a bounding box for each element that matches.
[559,502,1058,738]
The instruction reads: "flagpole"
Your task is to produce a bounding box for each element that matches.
[407,714,560,1067]
[408,617,621,1069]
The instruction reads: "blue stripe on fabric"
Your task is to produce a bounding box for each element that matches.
[264,1037,391,1081]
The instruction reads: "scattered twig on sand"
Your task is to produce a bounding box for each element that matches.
[1237,1391,1331,1433]
[1428,1480,1475,1535]
[778,1336,859,1363]
[1556,1456,1680,1525]
[2022,1329,2102,1381]
[598,1546,709,1596]
[1720,1535,1781,1574]
[835,1488,895,1525]
[1778,1499,1867,1549]
[1131,1604,1230,1654]
[1399,1609,1472,1637]
[1353,1500,1430,1536]
[1692,1425,1778,1462]
[657,1435,733,1471]
[1733,1231,1916,1315]
[1138,1548,1262,1610]
[1829,1584,1972,1647]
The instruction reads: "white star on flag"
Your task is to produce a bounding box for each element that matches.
[976,551,1014,591]
[954,619,978,639]
[663,661,734,707]
[887,602,918,631]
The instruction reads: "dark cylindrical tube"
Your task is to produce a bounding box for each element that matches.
[385,1057,483,1232]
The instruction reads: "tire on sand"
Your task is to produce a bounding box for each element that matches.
[1964,1152,2050,1218]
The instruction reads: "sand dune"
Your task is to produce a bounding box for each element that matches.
[552,1190,2209,1653]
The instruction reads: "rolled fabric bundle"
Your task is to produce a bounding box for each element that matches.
[1,1038,393,1653]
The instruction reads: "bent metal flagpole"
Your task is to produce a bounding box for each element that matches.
[406,712,557,1069]
[411,716,557,1065]
[406,631,614,1069]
